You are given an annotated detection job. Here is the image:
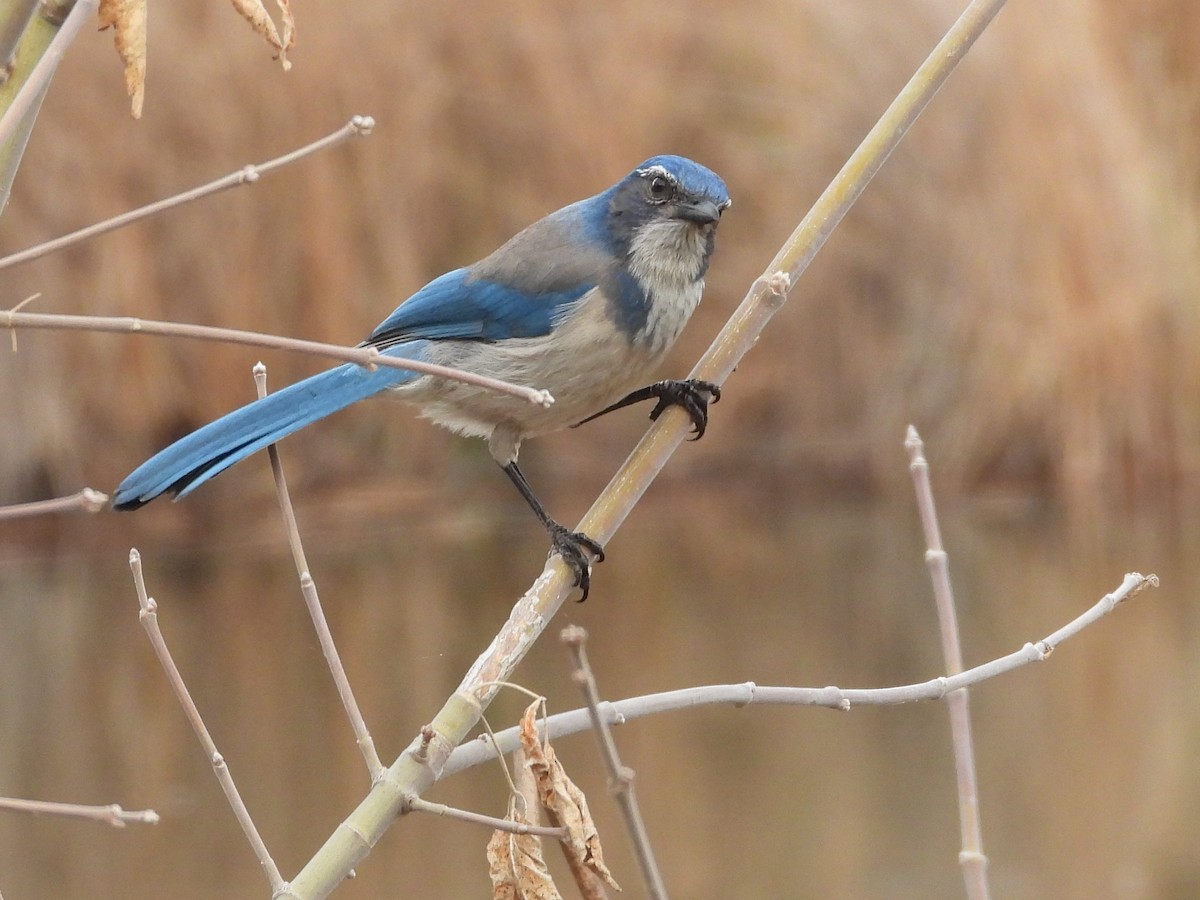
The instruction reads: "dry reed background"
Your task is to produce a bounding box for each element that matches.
[3,3,1200,896]
[3,0,1199,511]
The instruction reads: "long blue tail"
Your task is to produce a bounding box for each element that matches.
[113,346,428,509]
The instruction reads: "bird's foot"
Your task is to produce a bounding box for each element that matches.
[547,522,605,601]
[646,379,722,440]
[574,379,722,438]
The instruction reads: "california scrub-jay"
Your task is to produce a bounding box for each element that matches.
[113,155,731,598]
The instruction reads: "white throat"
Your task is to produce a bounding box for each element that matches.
[626,219,709,355]
[627,219,709,291]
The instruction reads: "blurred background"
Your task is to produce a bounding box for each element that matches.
[2,0,1199,896]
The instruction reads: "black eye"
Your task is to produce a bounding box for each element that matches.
[648,175,672,201]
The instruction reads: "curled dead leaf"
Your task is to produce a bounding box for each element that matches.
[519,701,622,892]
[230,0,296,70]
[97,0,147,118]
[487,808,562,900]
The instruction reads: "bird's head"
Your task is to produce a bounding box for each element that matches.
[608,155,731,232]
[602,155,731,286]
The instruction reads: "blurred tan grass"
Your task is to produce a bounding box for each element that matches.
[3,0,1199,510]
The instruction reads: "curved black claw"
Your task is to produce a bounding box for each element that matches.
[574,379,722,439]
[548,522,606,602]
[646,379,722,440]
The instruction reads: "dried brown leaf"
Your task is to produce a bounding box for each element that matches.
[520,702,622,892]
[97,0,147,118]
[230,0,296,70]
[487,809,561,900]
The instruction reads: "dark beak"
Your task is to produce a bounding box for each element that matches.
[672,197,725,225]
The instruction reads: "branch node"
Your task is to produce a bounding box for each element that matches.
[820,686,850,710]
[351,115,376,135]
[12,293,40,315]
[1121,572,1158,604]
[559,624,586,646]
[764,270,791,298]
[79,487,109,510]
[413,725,437,762]
[240,165,261,185]
[904,423,923,453]
[733,681,756,708]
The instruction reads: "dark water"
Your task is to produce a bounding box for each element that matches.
[1,481,1197,899]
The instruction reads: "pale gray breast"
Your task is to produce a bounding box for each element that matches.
[389,287,664,443]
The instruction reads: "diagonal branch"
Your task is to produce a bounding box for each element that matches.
[0,0,40,71]
[0,0,97,213]
[442,572,1157,775]
[128,549,285,893]
[0,308,552,406]
[562,625,664,899]
[282,2,1010,897]
[254,363,384,781]
[0,115,375,270]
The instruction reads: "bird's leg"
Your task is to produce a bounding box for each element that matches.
[575,379,722,440]
[501,461,605,601]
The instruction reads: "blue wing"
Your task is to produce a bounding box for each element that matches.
[364,198,616,349]
[364,268,593,348]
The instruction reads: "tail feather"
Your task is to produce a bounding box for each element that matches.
[113,349,425,509]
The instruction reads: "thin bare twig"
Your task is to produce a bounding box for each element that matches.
[0,115,376,270]
[446,573,1158,775]
[5,292,36,350]
[562,625,664,899]
[0,308,553,406]
[404,795,567,839]
[0,487,106,520]
[0,796,158,827]
[254,363,384,781]
[128,549,287,894]
[905,425,990,899]
[284,5,1010,896]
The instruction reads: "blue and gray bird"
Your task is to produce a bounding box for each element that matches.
[113,155,731,598]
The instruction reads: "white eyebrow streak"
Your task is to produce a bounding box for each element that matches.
[634,164,676,182]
